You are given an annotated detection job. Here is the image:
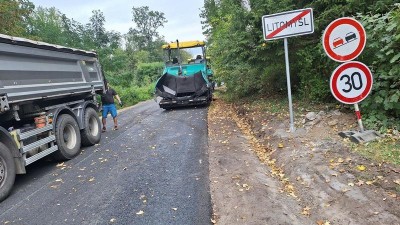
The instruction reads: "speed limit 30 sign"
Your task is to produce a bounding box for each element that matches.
[330,61,373,104]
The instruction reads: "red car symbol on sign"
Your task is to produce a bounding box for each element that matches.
[333,37,344,48]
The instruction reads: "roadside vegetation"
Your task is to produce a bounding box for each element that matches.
[202,1,400,164]
[202,0,400,132]
[0,0,167,107]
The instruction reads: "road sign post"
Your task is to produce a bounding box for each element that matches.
[262,8,314,132]
[354,103,365,132]
[283,38,295,132]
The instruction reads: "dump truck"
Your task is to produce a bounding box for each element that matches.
[0,34,105,202]
[154,40,214,109]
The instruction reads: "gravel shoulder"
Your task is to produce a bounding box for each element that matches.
[208,97,400,225]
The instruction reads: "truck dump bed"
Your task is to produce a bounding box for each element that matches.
[0,34,104,106]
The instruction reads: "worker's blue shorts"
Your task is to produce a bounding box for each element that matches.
[102,104,117,118]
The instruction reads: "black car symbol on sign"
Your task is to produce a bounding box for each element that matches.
[345,32,357,42]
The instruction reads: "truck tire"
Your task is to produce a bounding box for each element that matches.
[81,107,101,146]
[53,114,82,160]
[0,142,16,202]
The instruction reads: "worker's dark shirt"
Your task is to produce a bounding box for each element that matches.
[101,88,117,105]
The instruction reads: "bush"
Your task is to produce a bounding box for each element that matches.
[134,62,164,85]
[112,83,155,108]
[358,5,400,131]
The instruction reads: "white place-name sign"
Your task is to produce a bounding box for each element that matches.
[262,8,314,41]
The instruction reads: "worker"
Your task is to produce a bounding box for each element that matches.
[101,80,123,132]
[195,55,203,63]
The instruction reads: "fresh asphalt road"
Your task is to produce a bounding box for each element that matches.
[0,100,212,225]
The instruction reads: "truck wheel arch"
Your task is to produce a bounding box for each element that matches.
[0,126,24,175]
[0,126,20,158]
[50,107,80,130]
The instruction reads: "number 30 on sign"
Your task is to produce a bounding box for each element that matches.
[330,61,373,104]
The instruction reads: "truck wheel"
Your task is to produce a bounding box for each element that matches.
[81,107,101,146]
[53,114,81,160]
[0,142,16,202]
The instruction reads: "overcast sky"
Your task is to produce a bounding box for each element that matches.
[29,0,206,42]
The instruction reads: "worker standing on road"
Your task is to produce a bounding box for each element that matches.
[101,80,123,132]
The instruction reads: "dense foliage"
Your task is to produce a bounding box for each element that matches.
[202,0,400,131]
[0,0,167,107]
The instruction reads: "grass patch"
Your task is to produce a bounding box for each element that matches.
[352,138,400,165]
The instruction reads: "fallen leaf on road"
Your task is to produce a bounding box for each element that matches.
[88,177,95,182]
[301,206,311,216]
[136,210,144,215]
[338,158,344,163]
[394,179,400,185]
[356,165,366,171]
[232,175,241,179]
[356,180,364,186]
[55,179,63,183]
[211,218,217,224]
[366,180,374,185]
[172,208,178,211]
[110,218,116,223]
[278,143,284,148]
[348,182,354,187]
[317,221,331,225]
[388,192,397,198]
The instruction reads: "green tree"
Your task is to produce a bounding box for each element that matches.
[26,7,64,44]
[125,6,166,64]
[126,6,167,51]
[89,9,109,48]
[0,0,34,36]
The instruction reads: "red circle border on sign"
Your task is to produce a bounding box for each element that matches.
[323,18,366,62]
[330,61,373,104]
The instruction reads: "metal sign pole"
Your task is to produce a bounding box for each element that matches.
[284,38,295,132]
[354,103,365,132]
